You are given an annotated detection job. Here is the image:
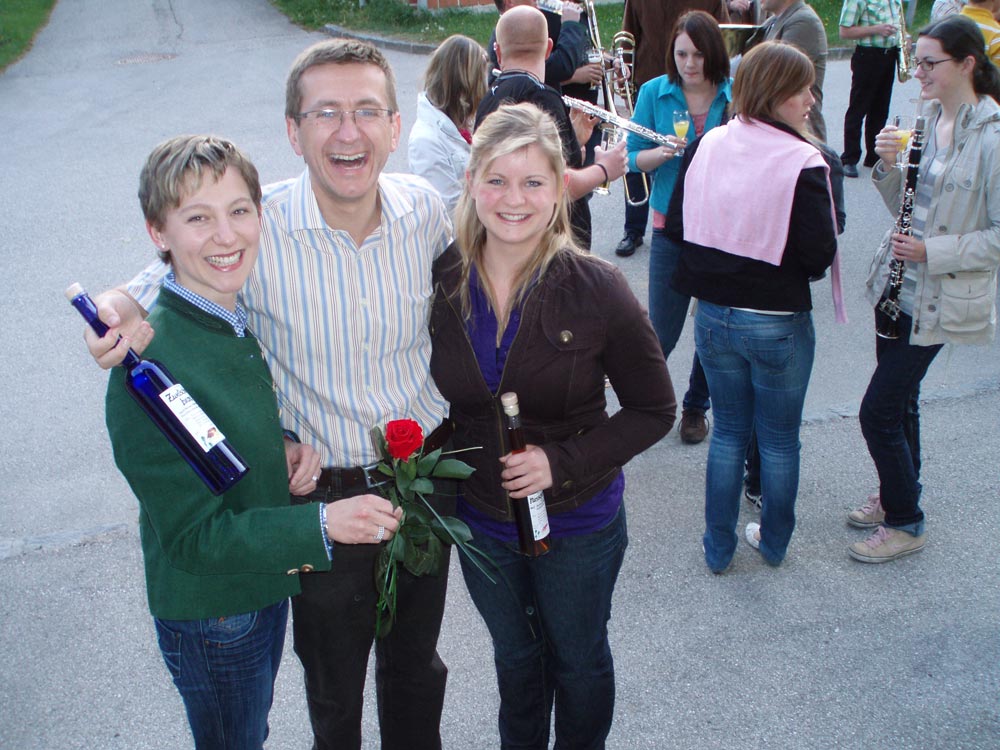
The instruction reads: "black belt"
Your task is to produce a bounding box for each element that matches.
[856,45,898,56]
[317,419,454,492]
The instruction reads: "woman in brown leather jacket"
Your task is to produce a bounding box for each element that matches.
[429,102,676,749]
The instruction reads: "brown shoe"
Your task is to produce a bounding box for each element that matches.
[679,408,709,444]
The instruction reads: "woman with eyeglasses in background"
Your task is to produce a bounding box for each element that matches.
[848,15,1000,563]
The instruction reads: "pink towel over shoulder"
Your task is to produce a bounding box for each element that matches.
[682,118,847,322]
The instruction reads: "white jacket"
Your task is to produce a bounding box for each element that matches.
[407,93,470,213]
[868,96,1000,346]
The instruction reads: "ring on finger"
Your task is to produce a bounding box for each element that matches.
[374,525,385,543]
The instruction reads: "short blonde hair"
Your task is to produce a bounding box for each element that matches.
[454,103,580,330]
[424,35,488,129]
[732,41,815,134]
[138,135,261,263]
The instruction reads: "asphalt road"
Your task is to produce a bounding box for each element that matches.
[1,1,998,748]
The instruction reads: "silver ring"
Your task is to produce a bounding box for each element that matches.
[311,475,319,482]
[374,525,385,543]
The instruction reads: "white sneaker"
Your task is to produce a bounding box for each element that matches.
[744,522,761,550]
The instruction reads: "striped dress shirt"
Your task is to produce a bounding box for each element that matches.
[129,170,452,467]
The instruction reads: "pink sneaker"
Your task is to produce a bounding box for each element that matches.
[848,525,926,563]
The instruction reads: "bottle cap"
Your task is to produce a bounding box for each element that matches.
[65,282,85,300]
[500,392,520,416]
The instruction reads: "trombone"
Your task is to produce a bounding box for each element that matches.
[581,0,650,206]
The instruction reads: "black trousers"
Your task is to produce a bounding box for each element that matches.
[841,45,898,167]
[291,478,454,750]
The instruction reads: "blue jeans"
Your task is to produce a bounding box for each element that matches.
[859,308,942,533]
[694,302,816,569]
[154,599,288,750]
[648,228,710,411]
[460,506,628,750]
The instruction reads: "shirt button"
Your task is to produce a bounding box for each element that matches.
[286,568,299,576]
[300,564,315,573]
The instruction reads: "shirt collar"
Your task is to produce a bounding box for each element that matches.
[163,271,248,336]
[289,169,417,236]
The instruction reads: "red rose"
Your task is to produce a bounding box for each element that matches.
[385,419,424,460]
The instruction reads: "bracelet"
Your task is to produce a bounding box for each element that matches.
[595,163,609,184]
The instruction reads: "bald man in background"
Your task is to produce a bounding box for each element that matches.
[477,5,627,249]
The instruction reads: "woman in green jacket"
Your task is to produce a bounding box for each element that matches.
[105,135,401,749]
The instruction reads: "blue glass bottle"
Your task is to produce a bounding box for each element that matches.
[67,284,249,495]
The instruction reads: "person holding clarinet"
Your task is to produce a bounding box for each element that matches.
[849,15,1000,563]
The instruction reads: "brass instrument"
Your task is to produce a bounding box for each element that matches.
[611,31,637,108]
[563,96,677,147]
[895,3,914,83]
[719,24,763,58]
[580,0,650,205]
[876,115,926,339]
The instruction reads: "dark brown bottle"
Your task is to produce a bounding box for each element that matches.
[500,392,551,556]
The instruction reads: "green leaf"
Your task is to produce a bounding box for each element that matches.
[376,461,394,478]
[431,515,474,545]
[431,458,475,479]
[410,477,434,495]
[398,457,418,483]
[416,448,442,476]
[371,426,389,459]
[402,535,442,577]
[391,534,408,562]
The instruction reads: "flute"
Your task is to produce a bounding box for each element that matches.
[562,96,678,148]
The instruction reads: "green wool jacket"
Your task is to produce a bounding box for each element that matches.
[105,289,331,620]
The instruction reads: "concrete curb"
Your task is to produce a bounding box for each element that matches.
[324,24,438,55]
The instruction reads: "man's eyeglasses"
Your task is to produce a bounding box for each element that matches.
[913,57,958,72]
[297,108,394,129]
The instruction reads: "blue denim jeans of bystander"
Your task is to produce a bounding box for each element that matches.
[694,302,816,570]
[648,228,710,411]
[859,308,942,534]
[154,598,288,750]
[459,505,628,750]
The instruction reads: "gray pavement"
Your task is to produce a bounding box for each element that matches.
[1,1,998,748]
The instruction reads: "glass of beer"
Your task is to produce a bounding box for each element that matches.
[893,114,915,170]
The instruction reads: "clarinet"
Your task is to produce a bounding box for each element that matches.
[876,115,926,340]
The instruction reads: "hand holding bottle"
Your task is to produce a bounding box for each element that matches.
[83,288,154,369]
[499,445,553,498]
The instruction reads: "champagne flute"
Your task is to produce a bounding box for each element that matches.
[673,110,691,156]
[893,114,915,170]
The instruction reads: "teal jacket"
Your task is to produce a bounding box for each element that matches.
[105,289,331,620]
[627,76,732,214]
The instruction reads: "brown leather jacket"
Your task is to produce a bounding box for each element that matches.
[430,245,676,522]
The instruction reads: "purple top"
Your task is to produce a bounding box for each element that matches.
[458,266,624,543]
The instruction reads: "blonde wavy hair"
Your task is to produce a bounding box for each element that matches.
[454,102,580,331]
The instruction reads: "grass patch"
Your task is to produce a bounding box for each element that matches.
[0,0,56,71]
[271,0,622,47]
[271,0,931,51]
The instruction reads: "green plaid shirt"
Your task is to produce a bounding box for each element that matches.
[839,0,904,48]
